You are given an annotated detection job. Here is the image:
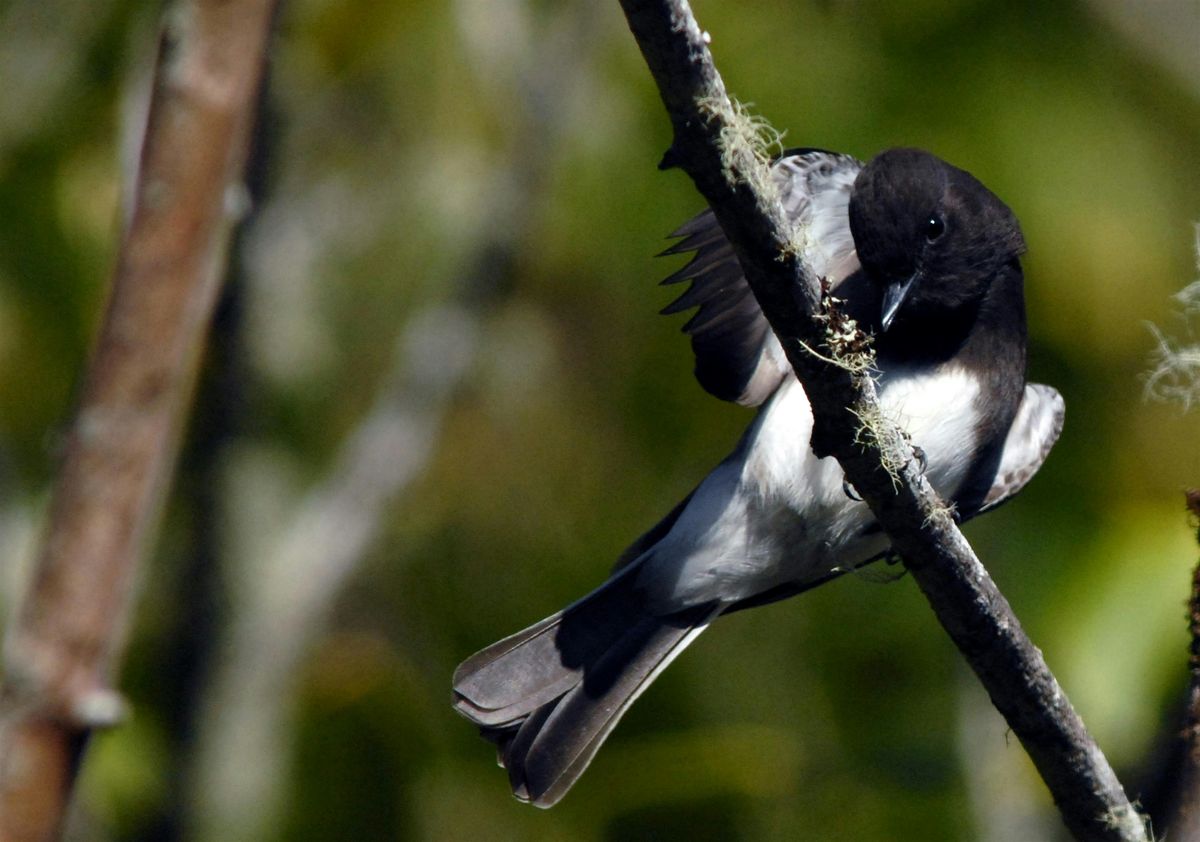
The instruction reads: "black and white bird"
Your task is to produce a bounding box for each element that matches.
[452,147,1064,807]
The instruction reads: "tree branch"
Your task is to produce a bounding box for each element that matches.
[0,1,278,838]
[616,1,1146,839]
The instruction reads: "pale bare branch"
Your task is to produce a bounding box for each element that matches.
[0,1,278,837]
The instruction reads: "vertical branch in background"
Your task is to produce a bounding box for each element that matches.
[135,83,275,842]
[1139,237,1200,837]
[1169,490,1200,840]
[0,0,278,838]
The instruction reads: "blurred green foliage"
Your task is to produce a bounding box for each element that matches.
[1,0,1199,839]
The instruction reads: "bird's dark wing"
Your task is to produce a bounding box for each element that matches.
[660,150,863,406]
[979,383,1065,513]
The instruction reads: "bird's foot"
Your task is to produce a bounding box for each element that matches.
[842,477,863,501]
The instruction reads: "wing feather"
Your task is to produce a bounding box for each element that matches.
[979,383,1065,513]
[661,150,863,406]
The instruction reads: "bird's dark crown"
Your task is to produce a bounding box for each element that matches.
[848,148,1026,319]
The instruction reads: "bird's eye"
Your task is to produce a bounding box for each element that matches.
[924,215,946,242]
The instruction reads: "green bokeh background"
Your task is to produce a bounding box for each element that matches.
[1,0,1198,839]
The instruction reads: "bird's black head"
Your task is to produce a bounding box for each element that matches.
[848,148,1026,333]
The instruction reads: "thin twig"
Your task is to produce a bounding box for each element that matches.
[186,4,607,837]
[0,1,278,838]
[616,1,1146,839]
[188,304,480,840]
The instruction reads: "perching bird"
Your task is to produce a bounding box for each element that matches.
[452,147,1064,807]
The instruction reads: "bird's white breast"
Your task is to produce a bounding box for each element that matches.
[875,365,983,494]
[636,367,983,610]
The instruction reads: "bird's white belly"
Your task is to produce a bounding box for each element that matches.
[636,369,983,610]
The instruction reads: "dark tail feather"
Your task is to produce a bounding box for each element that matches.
[452,571,718,807]
[452,568,648,728]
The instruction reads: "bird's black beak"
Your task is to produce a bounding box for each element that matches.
[881,272,919,332]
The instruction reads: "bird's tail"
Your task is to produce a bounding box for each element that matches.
[452,569,718,807]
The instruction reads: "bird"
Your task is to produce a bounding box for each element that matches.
[452,147,1064,807]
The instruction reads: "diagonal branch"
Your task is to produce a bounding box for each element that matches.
[617,1,1146,840]
[187,4,608,838]
[0,1,278,838]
